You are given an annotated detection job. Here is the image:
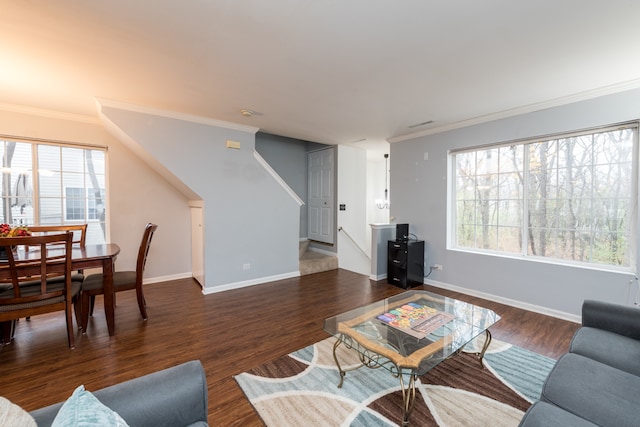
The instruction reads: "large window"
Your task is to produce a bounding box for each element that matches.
[1,138,107,244]
[452,123,637,269]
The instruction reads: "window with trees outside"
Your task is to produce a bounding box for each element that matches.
[452,122,637,269]
[1,138,107,245]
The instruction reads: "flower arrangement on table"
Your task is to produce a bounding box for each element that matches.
[0,224,31,238]
[0,224,30,259]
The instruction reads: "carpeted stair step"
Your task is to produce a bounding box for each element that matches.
[299,249,338,276]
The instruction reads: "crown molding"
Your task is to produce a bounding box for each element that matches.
[96,98,260,134]
[0,102,100,124]
[388,78,640,143]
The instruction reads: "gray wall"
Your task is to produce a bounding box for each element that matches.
[255,132,309,239]
[255,132,331,240]
[100,107,301,291]
[391,88,640,318]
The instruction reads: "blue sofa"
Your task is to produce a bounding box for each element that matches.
[519,300,640,427]
[30,360,209,427]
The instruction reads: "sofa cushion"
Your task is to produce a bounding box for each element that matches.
[541,353,640,427]
[518,402,598,427]
[582,300,640,340]
[51,385,129,427]
[570,326,640,376]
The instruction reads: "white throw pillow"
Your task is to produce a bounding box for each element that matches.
[0,396,37,427]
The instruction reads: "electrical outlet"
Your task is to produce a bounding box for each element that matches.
[433,264,443,271]
[242,263,251,270]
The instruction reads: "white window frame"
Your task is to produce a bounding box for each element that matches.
[0,135,108,245]
[448,121,638,272]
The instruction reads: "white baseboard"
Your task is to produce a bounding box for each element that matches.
[202,271,301,295]
[143,272,193,285]
[144,271,580,323]
[425,279,581,324]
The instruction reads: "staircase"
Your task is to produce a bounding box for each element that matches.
[299,240,338,276]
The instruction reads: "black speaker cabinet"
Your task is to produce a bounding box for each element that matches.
[395,223,409,241]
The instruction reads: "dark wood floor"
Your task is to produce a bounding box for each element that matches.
[0,269,580,426]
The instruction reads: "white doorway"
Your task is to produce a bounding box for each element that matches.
[190,205,204,286]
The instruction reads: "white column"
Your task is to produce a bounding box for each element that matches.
[370,223,395,281]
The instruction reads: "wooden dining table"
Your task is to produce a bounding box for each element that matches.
[0,243,121,336]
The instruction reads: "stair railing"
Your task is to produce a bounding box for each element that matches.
[338,227,370,260]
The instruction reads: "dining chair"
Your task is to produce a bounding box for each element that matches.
[81,223,158,332]
[23,224,88,327]
[27,224,88,247]
[0,232,80,349]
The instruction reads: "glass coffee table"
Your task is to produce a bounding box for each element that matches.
[323,290,500,426]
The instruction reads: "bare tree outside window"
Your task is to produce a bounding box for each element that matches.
[453,124,636,268]
[1,141,16,224]
[1,141,33,226]
[85,149,106,236]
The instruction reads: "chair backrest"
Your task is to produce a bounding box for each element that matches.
[136,223,158,284]
[27,224,88,247]
[0,233,73,312]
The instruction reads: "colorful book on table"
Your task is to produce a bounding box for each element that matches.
[376,303,456,339]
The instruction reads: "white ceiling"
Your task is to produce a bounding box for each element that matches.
[2,1,640,155]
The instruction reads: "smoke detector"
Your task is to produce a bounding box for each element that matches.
[240,109,254,117]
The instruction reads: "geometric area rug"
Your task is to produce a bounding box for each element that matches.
[235,336,556,426]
